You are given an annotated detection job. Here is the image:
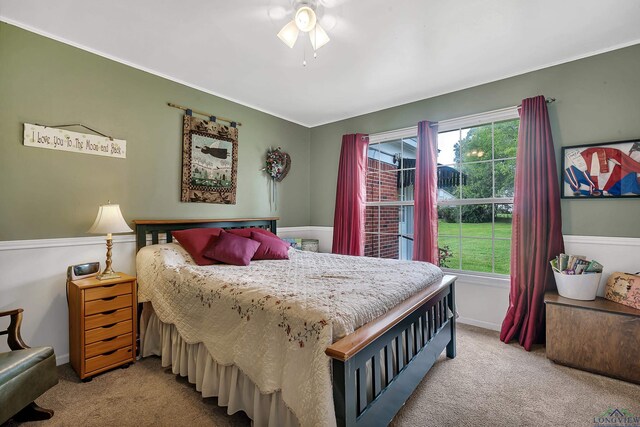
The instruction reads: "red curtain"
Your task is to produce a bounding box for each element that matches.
[500,95,564,351]
[332,133,369,256]
[413,121,439,265]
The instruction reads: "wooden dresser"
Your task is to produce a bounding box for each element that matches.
[544,291,640,384]
[68,273,137,380]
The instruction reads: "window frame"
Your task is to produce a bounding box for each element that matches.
[367,108,519,277]
[366,130,417,260]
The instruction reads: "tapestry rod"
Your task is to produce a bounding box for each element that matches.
[167,102,242,127]
[429,97,556,128]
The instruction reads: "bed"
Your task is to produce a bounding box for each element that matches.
[134,218,456,427]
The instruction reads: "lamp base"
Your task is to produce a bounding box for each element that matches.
[98,236,120,280]
[97,271,121,280]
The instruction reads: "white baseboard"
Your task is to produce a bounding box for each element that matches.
[56,353,70,365]
[457,317,502,332]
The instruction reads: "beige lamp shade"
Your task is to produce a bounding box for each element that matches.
[88,204,133,235]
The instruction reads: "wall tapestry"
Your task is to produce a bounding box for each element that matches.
[23,123,126,158]
[561,139,640,198]
[181,115,238,204]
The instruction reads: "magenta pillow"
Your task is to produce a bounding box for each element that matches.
[171,228,223,266]
[250,231,290,260]
[228,227,280,240]
[202,231,261,266]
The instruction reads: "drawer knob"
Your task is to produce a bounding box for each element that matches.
[102,323,117,329]
[101,296,117,301]
[102,310,117,315]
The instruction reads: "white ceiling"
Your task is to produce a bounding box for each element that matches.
[2,0,639,127]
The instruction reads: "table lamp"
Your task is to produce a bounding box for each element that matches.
[88,203,133,280]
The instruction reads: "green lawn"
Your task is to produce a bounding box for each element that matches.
[438,219,512,274]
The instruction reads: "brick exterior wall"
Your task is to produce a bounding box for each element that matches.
[365,158,399,259]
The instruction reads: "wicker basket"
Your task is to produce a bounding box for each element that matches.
[301,239,319,252]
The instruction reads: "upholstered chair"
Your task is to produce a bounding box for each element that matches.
[0,308,59,424]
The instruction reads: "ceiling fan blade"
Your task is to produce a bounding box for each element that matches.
[320,14,337,31]
[277,20,299,48]
[268,6,288,20]
[309,23,330,50]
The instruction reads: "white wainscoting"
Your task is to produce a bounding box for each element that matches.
[0,235,137,365]
[1,229,638,365]
[276,226,334,253]
[279,229,640,332]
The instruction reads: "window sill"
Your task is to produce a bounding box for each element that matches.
[441,269,510,288]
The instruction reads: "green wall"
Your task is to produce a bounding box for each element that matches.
[309,44,640,237]
[2,21,639,240]
[0,23,311,240]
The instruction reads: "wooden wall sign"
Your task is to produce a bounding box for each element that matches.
[23,123,126,159]
[181,115,238,204]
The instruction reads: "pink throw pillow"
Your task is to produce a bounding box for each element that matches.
[228,227,280,240]
[250,231,290,260]
[171,228,223,266]
[202,231,261,266]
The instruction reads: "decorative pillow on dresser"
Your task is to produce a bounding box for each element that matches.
[605,272,640,310]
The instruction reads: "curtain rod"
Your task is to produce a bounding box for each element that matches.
[167,102,242,127]
[429,97,556,128]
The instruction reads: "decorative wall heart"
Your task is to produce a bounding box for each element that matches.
[265,147,291,182]
[274,152,291,182]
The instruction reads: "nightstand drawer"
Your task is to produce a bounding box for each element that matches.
[85,345,132,374]
[85,308,131,329]
[85,282,132,301]
[85,333,132,358]
[85,320,132,344]
[85,294,132,315]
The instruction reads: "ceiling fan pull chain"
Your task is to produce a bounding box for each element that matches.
[314,26,317,59]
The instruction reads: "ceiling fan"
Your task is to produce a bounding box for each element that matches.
[271,0,340,57]
[277,2,330,51]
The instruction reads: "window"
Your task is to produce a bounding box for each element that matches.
[365,110,519,276]
[365,132,416,260]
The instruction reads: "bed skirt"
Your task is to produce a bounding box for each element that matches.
[140,303,300,427]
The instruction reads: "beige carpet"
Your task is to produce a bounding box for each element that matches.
[8,324,640,427]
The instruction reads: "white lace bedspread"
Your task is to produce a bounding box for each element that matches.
[137,244,443,427]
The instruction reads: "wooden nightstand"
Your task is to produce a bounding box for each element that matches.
[68,273,137,380]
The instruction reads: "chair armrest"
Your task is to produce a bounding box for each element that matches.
[0,308,23,318]
[0,308,29,350]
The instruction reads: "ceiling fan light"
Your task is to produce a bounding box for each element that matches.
[295,6,317,32]
[277,20,300,48]
[309,24,330,50]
